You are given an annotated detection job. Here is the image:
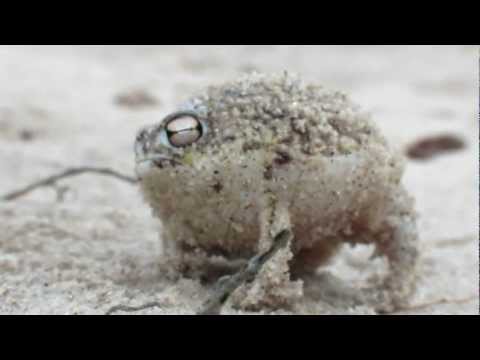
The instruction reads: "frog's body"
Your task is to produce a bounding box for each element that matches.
[135,72,419,312]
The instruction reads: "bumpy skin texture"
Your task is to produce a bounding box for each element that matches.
[134,72,419,312]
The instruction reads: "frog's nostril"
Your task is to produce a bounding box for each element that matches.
[153,159,164,169]
[136,128,149,142]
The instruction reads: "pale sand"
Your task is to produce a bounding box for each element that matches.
[0,45,478,314]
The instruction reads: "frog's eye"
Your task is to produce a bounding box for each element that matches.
[161,114,205,148]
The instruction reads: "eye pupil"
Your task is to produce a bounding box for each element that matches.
[165,115,203,147]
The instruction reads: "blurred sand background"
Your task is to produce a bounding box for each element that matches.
[0,45,478,314]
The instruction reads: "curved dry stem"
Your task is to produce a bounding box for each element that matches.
[106,301,165,315]
[385,295,478,314]
[1,167,138,201]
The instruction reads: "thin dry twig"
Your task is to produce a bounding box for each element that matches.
[197,229,293,315]
[386,295,478,314]
[106,301,165,315]
[1,167,138,201]
[430,234,477,248]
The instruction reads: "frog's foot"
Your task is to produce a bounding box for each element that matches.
[302,271,366,309]
[162,246,246,283]
[363,212,419,313]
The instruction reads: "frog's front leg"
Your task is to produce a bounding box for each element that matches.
[229,189,303,310]
[159,220,212,280]
[160,225,246,282]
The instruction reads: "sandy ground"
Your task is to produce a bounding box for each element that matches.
[0,45,478,315]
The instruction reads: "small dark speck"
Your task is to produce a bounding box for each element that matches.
[263,165,273,180]
[115,89,159,109]
[211,181,223,193]
[19,129,35,141]
[406,134,466,160]
[242,141,262,152]
[223,135,236,142]
[279,135,293,145]
[273,149,292,165]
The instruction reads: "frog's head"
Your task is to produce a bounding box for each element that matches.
[134,109,211,179]
[134,97,267,225]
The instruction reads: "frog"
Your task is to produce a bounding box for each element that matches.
[134,72,419,313]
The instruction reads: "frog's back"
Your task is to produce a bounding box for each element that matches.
[184,71,390,160]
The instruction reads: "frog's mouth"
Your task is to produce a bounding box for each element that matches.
[136,155,182,170]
